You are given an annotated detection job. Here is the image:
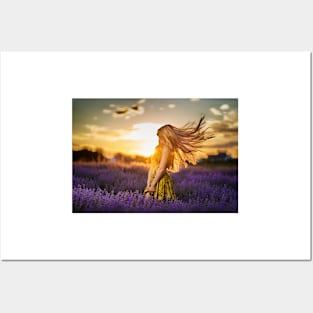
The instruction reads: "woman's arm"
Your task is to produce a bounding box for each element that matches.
[148,145,170,190]
[146,165,153,187]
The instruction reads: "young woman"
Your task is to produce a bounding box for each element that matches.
[144,115,215,200]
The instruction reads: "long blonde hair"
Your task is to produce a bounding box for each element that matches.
[157,115,215,172]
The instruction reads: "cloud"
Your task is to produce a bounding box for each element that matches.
[75,123,162,156]
[208,141,238,149]
[83,122,161,141]
[121,123,162,141]
[75,123,164,156]
[84,124,108,133]
[137,99,146,105]
[223,110,238,129]
[220,104,230,110]
[113,107,129,115]
[93,116,98,120]
[210,107,222,116]
[159,107,164,111]
[223,133,237,138]
[190,98,200,102]
[82,121,162,145]
[83,124,127,140]
[223,110,237,122]
[168,103,176,109]
[72,133,93,141]
[109,104,116,108]
[112,105,145,119]
[102,109,112,114]
[210,121,238,133]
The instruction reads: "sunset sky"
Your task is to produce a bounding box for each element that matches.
[72,98,238,159]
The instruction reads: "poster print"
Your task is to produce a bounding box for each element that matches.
[72,98,238,213]
[1,51,309,260]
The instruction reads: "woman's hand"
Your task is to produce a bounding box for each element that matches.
[144,185,155,198]
[147,185,155,192]
[144,185,155,194]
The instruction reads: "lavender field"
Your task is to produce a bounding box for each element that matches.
[73,162,238,213]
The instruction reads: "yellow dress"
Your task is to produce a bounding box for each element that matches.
[144,145,176,200]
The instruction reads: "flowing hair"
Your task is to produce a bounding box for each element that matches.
[157,115,215,172]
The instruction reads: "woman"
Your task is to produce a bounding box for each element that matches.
[144,115,215,200]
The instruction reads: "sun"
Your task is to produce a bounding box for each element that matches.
[140,140,158,157]
[121,122,162,157]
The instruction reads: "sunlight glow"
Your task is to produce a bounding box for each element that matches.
[121,123,163,156]
[140,140,158,157]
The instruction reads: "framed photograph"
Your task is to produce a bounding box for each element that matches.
[72,98,238,213]
[0,51,310,260]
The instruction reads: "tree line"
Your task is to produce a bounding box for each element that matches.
[73,148,149,163]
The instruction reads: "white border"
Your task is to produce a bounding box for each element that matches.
[0,51,310,260]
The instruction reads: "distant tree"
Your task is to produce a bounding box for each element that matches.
[73,148,106,162]
[96,147,104,154]
[95,147,105,162]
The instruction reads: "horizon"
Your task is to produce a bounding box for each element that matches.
[72,146,237,160]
